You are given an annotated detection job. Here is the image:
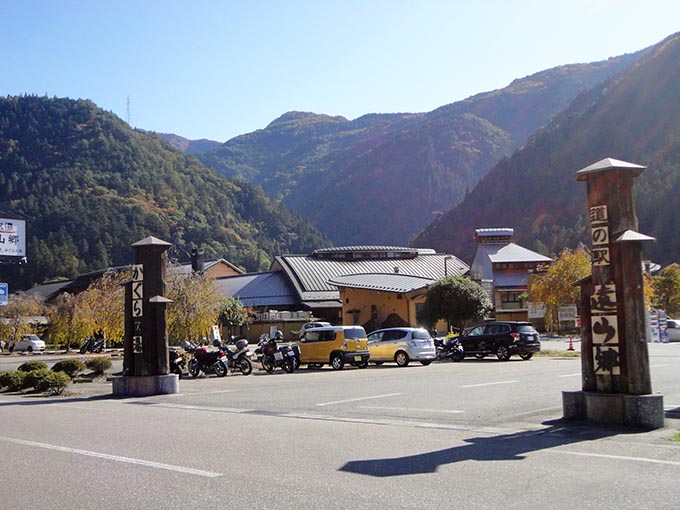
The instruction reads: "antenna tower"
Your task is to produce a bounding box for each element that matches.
[126,96,131,126]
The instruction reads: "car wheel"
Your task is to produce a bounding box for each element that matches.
[330,353,344,370]
[496,344,511,361]
[27,346,33,352]
[395,351,410,367]
[420,360,432,366]
[519,352,533,360]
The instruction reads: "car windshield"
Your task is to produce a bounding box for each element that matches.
[516,325,538,334]
[344,328,366,339]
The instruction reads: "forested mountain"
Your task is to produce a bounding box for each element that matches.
[413,32,680,266]
[155,132,221,155]
[0,96,330,290]
[196,53,641,246]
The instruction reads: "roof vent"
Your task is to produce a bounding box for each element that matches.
[394,266,400,274]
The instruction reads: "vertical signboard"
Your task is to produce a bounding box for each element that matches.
[0,218,26,258]
[131,264,144,354]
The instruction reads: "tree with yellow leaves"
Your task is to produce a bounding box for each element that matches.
[166,267,222,345]
[529,247,591,332]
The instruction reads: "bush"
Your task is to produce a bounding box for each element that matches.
[17,360,48,372]
[36,371,71,395]
[3,371,27,391]
[86,357,112,375]
[52,359,86,378]
[24,368,52,390]
[0,370,13,389]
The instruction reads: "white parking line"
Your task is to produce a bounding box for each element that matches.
[557,373,582,378]
[506,406,561,418]
[316,393,403,407]
[556,450,680,467]
[459,380,519,388]
[0,436,223,478]
[360,406,464,414]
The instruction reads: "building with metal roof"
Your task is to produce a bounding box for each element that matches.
[470,228,552,321]
[270,246,469,321]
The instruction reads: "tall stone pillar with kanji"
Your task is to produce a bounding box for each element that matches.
[112,236,178,396]
[563,158,663,428]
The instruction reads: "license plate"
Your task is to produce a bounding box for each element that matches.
[354,355,362,361]
[274,352,283,361]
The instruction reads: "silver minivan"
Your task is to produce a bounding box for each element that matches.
[367,327,436,367]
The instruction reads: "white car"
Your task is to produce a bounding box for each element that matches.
[666,319,680,342]
[298,321,332,339]
[367,327,436,366]
[11,334,46,352]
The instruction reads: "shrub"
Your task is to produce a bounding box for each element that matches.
[52,359,86,378]
[86,357,112,375]
[0,370,13,389]
[36,371,71,395]
[17,361,48,372]
[3,371,27,391]
[24,368,52,390]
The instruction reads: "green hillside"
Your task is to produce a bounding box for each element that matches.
[413,32,680,266]
[0,96,330,290]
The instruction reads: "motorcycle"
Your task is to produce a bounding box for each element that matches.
[435,336,465,362]
[222,337,253,375]
[80,335,105,354]
[168,348,185,378]
[186,342,228,377]
[255,334,296,373]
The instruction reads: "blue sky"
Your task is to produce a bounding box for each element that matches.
[3,1,679,141]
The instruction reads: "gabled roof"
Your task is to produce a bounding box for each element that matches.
[213,271,298,308]
[171,258,244,275]
[487,243,552,264]
[272,247,468,308]
[328,273,435,293]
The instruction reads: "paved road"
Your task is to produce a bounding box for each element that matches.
[1,342,679,509]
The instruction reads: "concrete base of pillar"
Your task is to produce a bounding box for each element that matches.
[112,374,179,397]
[562,390,664,429]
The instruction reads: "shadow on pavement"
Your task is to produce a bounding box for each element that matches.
[339,419,637,477]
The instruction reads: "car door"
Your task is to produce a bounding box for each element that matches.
[382,329,408,360]
[367,330,385,361]
[460,325,486,352]
[300,329,335,363]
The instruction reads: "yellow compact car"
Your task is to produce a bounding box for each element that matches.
[295,325,370,370]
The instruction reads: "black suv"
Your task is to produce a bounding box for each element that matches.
[457,321,541,361]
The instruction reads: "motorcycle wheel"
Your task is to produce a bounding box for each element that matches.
[188,359,200,378]
[238,358,253,376]
[79,345,88,354]
[262,357,274,373]
[452,350,464,362]
[283,358,295,373]
[215,360,228,377]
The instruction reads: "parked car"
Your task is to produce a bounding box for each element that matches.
[457,321,540,361]
[367,327,436,366]
[666,318,680,342]
[298,321,332,339]
[294,325,369,370]
[11,334,46,353]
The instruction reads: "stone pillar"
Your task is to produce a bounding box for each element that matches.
[113,236,178,396]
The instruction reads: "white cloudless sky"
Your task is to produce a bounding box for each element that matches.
[2,0,679,141]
